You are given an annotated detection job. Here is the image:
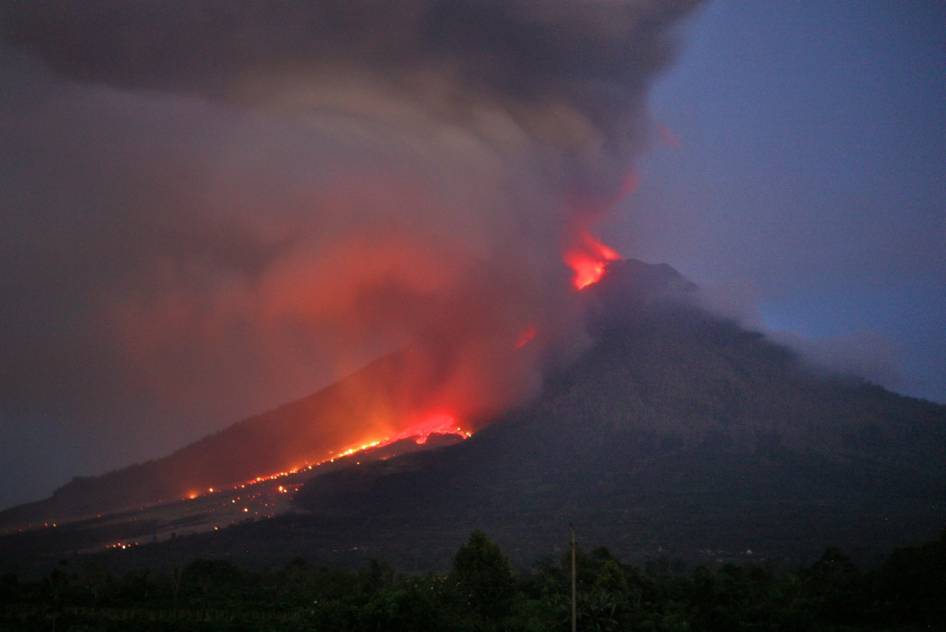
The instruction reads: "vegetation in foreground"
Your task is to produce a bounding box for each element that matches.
[1,529,943,631]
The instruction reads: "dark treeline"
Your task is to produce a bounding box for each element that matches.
[1,529,943,631]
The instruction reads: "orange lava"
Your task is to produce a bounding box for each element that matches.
[222,412,472,495]
[390,412,472,445]
[564,230,621,290]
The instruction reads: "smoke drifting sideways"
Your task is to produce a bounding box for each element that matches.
[0,1,700,479]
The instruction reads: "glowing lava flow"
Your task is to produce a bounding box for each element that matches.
[390,412,471,445]
[181,413,473,501]
[564,229,621,290]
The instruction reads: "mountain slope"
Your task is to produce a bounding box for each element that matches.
[3,260,943,570]
[0,348,456,528]
[277,262,945,566]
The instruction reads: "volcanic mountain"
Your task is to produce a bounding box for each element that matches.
[281,260,946,567]
[2,260,944,570]
[0,349,475,529]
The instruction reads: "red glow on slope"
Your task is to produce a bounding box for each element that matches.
[564,230,621,290]
[394,412,470,445]
[326,411,471,454]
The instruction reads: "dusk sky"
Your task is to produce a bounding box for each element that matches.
[1,1,943,511]
[620,1,944,403]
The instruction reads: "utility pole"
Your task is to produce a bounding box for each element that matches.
[570,524,577,632]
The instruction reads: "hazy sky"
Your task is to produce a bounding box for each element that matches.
[1,2,943,510]
[618,1,945,402]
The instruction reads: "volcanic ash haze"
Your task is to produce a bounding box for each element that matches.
[0,1,701,488]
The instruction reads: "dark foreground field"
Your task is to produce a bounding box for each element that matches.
[2,528,943,632]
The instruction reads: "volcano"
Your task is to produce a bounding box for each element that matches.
[2,260,944,572]
[286,260,946,567]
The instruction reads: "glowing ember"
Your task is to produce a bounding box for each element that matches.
[564,230,621,290]
[515,324,537,349]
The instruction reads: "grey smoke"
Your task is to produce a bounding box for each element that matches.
[695,284,903,392]
[0,1,701,507]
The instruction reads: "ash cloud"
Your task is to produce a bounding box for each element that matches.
[0,1,699,505]
[769,330,903,392]
[2,0,697,195]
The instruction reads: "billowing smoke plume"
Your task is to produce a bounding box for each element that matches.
[0,1,699,493]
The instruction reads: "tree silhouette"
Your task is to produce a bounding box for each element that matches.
[450,530,515,623]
